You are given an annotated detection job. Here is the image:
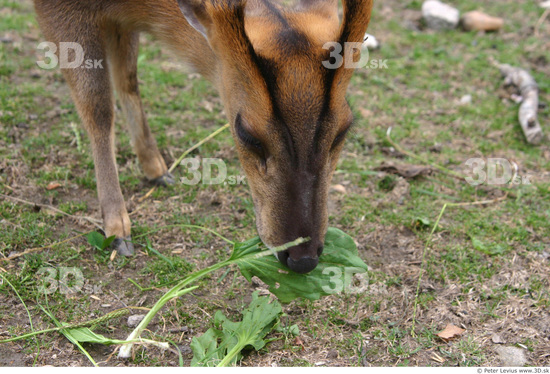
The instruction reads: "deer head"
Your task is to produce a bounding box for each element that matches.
[178,0,373,273]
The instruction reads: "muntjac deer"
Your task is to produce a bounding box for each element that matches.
[33,0,373,273]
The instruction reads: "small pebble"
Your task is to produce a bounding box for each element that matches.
[422,0,460,30]
[491,334,505,344]
[127,314,146,328]
[460,94,473,105]
[326,349,339,359]
[495,346,527,366]
[362,33,380,50]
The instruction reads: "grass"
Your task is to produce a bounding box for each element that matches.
[1,0,550,367]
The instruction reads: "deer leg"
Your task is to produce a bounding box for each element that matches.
[107,27,174,186]
[59,28,134,255]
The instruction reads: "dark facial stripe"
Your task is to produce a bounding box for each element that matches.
[313,49,336,152]
[249,53,298,167]
[259,0,311,54]
[244,0,329,167]
[259,0,289,28]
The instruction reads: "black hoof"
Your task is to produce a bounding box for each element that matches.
[112,236,135,256]
[151,172,176,187]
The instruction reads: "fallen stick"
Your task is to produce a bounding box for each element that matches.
[535,8,550,37]
[0,232,89,263]
[0,193,103,228]
[492,60,544,144]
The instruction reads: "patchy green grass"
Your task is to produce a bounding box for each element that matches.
[1,0,549,367]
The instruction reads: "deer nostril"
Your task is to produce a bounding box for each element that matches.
[275,243,323,273]
[287,256,319,274]
[276,250,289,265]
[317,245,324,257]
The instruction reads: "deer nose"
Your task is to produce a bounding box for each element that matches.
[287,256,319,274]
[277,244,324,274]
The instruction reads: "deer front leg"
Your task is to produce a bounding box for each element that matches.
[90,126,134,256]
[62,59,134,256]
[35,9,136,256]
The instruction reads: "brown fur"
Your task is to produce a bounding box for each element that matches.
[33,0,373,272]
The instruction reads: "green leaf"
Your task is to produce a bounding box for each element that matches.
[87,232,116,251]
[469,235,505,256]
[191,292,282,367]
[276,323,300,336]
[65,328,119,345]
[39,306,98,367]
[102,235,116,250]
[190,326,225,366]
[236,227,368,303]
[119,230,350,358]
[414,216,432,228]
[87,231,105,250]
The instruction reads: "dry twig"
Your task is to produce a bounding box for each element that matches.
[0,193,102,228]
[535,8,550,37]
[0,232,89,263]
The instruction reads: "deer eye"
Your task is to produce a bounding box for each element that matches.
[235,114,264,156]
[331,123,353,150]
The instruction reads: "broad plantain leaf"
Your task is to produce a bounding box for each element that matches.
[236,227,368,303]
[190,328,224,366]
[469,235,506,256]
[191,292,282,367]
[87,231,116,251]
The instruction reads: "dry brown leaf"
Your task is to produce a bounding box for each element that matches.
[331,184,347,194]
[461,11,504,32]
[294,336,305,350]
[375,162,432,179]
[46,182,62,190]
[437,324,465,341]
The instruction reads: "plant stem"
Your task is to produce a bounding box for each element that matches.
[118,237,308,358]
[217,339,246,367]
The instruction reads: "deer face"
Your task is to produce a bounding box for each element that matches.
[178,0,372,273]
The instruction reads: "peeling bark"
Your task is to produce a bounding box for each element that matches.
[495,62,544,144]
